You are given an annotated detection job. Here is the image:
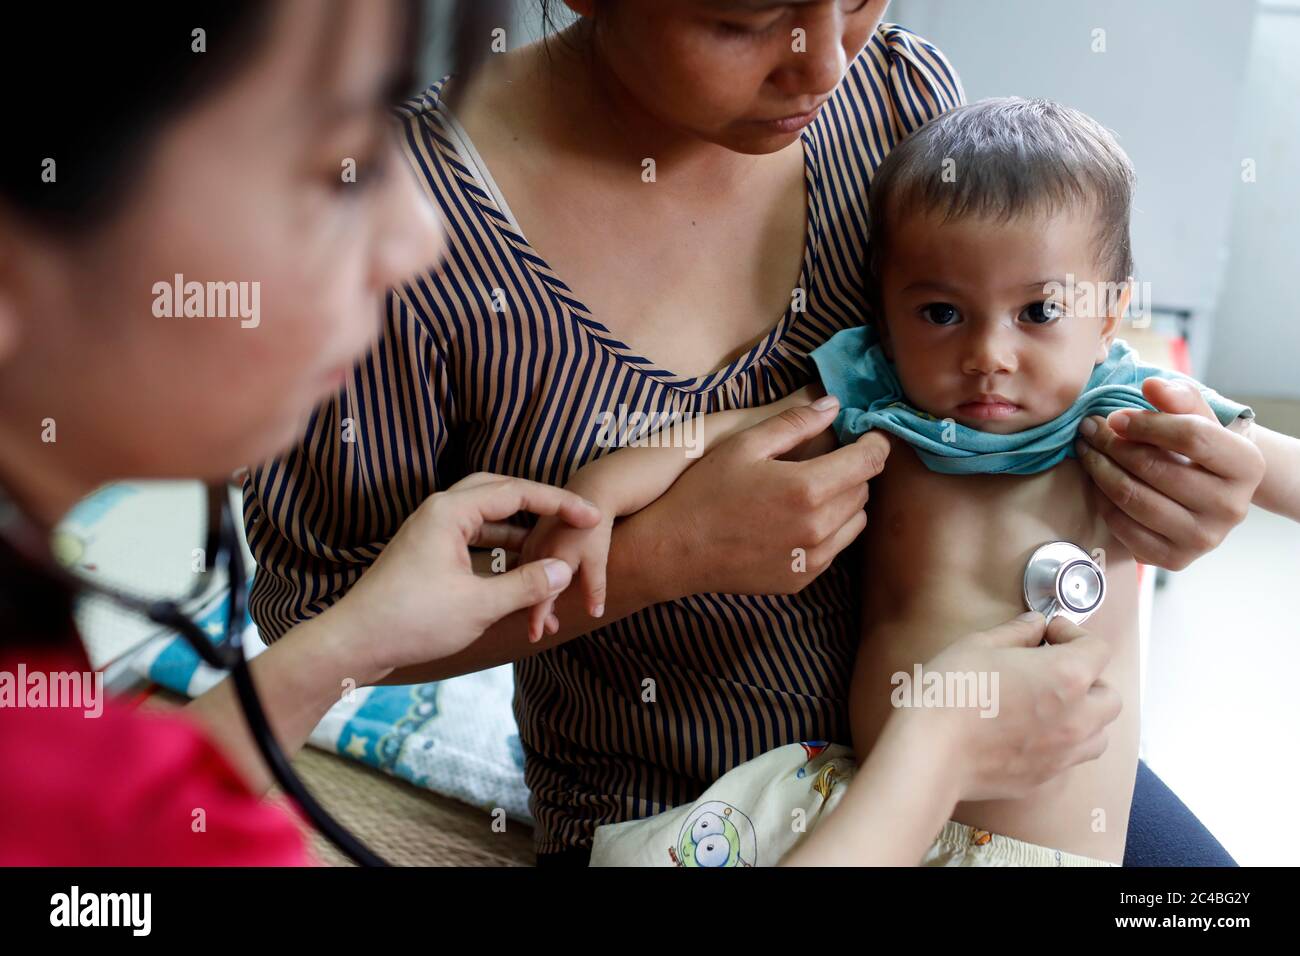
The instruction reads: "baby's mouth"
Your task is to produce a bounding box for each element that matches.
[954,396,1022,421]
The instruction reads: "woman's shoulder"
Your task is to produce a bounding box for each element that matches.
[394,75,452,124]
[821,23,966,150]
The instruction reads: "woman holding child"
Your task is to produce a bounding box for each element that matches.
[245,1,1266,865]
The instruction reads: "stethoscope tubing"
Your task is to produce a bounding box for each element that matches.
[1,483,389,867]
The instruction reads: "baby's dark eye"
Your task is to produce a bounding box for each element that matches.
[919,303,961,326]
[1021,300,1064,324]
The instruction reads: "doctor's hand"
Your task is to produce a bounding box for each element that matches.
[1075,377,1264,570]
[327,472,602,684]
[920,612,1122,803]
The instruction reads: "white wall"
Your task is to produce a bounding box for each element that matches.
[1205,3,1300,399]
[888,0,1259,383]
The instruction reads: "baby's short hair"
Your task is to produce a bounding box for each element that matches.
[868,97,1136,285]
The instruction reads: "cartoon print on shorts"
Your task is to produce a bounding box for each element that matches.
[795,740,829,777]
[669,801,758,867]
[810,761,844,800]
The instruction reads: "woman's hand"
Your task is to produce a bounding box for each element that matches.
[629,402,889,600]
[1075,378,1265,570]
[327,472,602,684]
[782,612,1120,865]
[917,612,1123,803]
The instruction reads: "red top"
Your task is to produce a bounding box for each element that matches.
[0,644,311,866]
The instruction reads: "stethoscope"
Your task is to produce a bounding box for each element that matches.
[0,482,389,866]
[1022,541,1107,625]
[0,0,518,867]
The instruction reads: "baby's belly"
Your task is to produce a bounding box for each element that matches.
[852,438,1140,863]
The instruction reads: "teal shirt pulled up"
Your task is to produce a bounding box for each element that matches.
[809,327,1253,476]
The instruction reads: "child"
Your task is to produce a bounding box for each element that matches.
[520,98,1299,866]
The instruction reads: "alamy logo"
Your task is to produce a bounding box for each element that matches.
[891,664,999,718]
[0,664,103,718]
[591,405,704,458]
[152,273,260,328]
[1042,274,1152,328]
[50,886,151,936]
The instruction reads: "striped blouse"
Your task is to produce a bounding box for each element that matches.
[244,23,964,856]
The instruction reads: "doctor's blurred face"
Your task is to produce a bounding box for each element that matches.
[0,0,441,484]
[569,0,890,154]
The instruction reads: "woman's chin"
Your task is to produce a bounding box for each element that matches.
[231,406,325,474]
[714,125,804,156]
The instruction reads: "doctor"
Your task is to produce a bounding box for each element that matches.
[0,0,1236,866]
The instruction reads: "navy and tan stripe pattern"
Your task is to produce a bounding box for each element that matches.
[244,24,964,855]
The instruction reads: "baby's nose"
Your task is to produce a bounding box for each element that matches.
[960,334,1017,376]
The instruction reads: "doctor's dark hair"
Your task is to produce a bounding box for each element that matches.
[0,1,421,234]
[867,97,1137,287]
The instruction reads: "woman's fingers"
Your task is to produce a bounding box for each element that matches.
[443,475,602,536]
[1124,378,1262,478]
[1043,629,1112,688]
[1085,378,1263,498]
[971,612,1048,649]
[1061,683,1123,770]
[733,398,842,461]
[475,558,570,637]
[434,476,602,632]
[807,507,868,571]
[1075,428,1206,531]
[447,471,502,491]
[1065,728,1111,770]
[1086,486,1181,568]
[1041,615,1086,644]
[1077,435,1202,526]
[802,478,869,543]
[1086,679,1124,726]
[1074,391,1263,568]
[800,430,891,494]
[468,520,529,552]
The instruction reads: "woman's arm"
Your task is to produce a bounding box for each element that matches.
[185,610,363,796]
[783,703,962,866]
[187,474,601,795]
[510,389,841,636]
[784,614,1121,866]
[1243,422,1300,522]
[571,386,830,517]
[382,397,888,684]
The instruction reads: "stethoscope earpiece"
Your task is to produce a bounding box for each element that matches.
[1023,541,1107,626]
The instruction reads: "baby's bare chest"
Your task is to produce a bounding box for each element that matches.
[862,436,1122,627]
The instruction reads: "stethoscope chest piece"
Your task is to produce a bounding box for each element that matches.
[1023,541,1106,625]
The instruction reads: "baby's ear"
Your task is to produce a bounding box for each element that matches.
[1096,278,1132,363]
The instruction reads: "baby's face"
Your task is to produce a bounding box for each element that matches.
[877,205,1125,435]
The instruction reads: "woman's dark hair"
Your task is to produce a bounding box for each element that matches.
[1,1,422,233]
[536,0,574,34]
[0,1,423,650]
[534,0,585,56]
